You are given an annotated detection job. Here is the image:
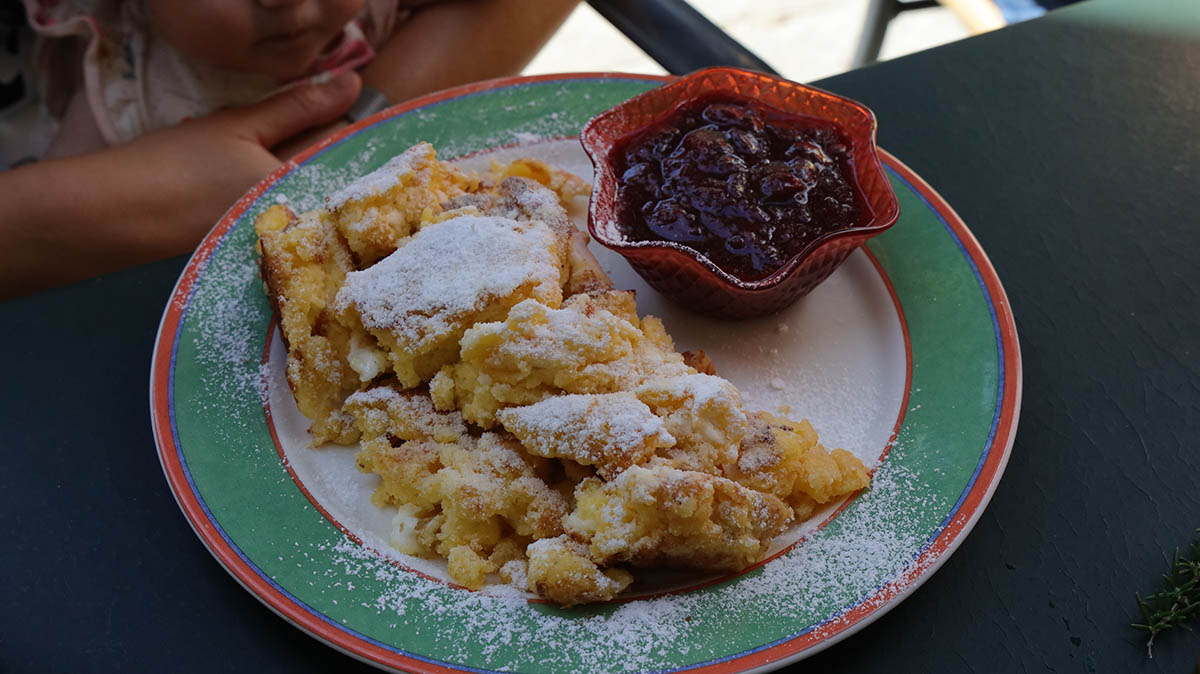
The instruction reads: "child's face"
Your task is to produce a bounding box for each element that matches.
[144,0,368,80]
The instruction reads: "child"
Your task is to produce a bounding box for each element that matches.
[0,0,579,296]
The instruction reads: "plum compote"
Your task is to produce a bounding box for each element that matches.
[612,94,865,281]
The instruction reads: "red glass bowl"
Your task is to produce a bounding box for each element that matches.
[581,67,900,319]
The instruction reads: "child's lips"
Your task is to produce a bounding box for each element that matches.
[260,24,324,51]
[265,29,312,44]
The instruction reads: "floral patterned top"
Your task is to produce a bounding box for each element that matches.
[1,0,400,164]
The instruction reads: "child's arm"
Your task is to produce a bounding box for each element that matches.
[0,71,360,298]
[361,0,579,104]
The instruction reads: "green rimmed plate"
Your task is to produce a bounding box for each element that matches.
[150,74,1020,674]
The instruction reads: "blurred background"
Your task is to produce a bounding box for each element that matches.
[524,0,983,81]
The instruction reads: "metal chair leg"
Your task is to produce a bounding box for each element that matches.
[853,0,939,68]
[854,0,902,67]
[586,0,778,76]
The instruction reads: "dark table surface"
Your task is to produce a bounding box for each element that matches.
[4,0,1199,672]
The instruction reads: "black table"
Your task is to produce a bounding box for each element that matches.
[4,0,1199,671]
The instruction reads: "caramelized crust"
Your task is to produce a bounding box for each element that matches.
[486,157,591,204]
[526,536,633,606]
[255,204,361,444]
[680,350,717,376]
[727,412,870,520]
[343,382,466,444]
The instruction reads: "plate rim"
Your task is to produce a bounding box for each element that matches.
[149,72,1022,674]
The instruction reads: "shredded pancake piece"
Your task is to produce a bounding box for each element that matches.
[498,392,675,479]
[635,374,749,473]
[255,205,360,444]
[356,431,570,590]
[728,412,870,520]
[343,383,467,444]
[335,215,564,388]
[326,142,479,267]
[564,464,793,572]
[525,535,634,606]
[430,290,692,428]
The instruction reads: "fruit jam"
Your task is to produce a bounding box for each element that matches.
[612,94,867,281]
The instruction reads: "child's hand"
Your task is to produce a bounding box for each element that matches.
[127,70,363,229]
[0,71,361,297]
[272,118,351,161]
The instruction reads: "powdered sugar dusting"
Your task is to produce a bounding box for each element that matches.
[642,373,741,412]
[326,142,431,210]
[336,215,560,345]
[275,137,390,213]
[182,225,273,446]
[499,393,672,471]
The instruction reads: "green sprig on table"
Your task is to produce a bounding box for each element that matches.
[1133,529,1200,658]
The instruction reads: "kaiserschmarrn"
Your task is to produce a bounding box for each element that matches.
[255,143,870,605]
